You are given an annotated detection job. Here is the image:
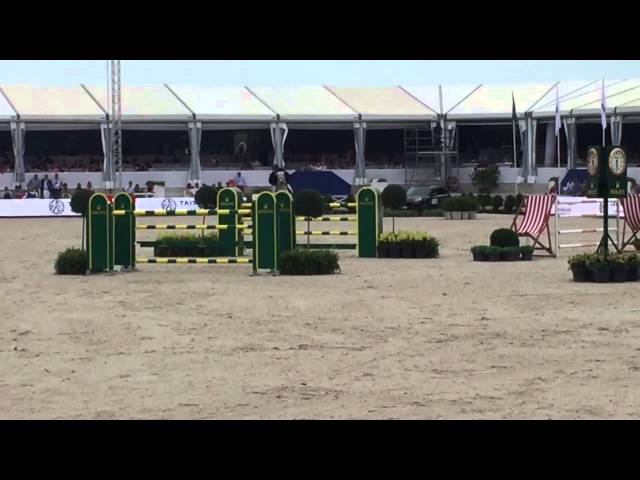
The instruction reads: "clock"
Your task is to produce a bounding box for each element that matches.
[608,147,626,176]
[586,147,599,176]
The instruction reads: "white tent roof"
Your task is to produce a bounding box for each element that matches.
[327,86,436,121]
[84,85,192,121]
[167,85,275,122]
[561,79,640,116]
[0,87,15,120]
[0,85,105,121]
[249,86,357,122]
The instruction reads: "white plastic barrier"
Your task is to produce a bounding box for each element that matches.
[554,196,621,257]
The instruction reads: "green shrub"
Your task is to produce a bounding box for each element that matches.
[195,185,217,209]
[155,232,219,257]
[567,253,590,269]
[294,189,324,219]
[520,245,534,255]
[471,165,500,192]
[443,196,478,212]
[501,246,521,259]
[627,253,640,266]
[491,195,504,211]
[70,188,94,216]
[54,247,87,275]
[279,249,340,275]
[504,195,516,213]
[422,209,444,217]
[490,228,519,248]
[378,231,440,258]
[478,194,492,209]
[515,193,524,210]
[381,184,407,210]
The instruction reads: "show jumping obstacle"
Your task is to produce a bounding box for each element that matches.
[86,186,382,274]
[553,197,621,257]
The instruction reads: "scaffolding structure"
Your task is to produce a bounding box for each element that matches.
[110,60,123,189]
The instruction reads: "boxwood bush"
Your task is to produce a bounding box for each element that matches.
[279,249,340,275]
[503,194,516,213]
[489,228,519,248]
[155,232,220,257]
[491,195,504,211]
[54,247,87,275]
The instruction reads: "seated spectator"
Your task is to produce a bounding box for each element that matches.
[86,181,94,191]
[133,184,142,193]
[185,182,194,197]
[51,173,63,199]
[234,172,247,192]
[76,182,82,191]
[2,187,11,199]
[125,181,135,194]
[27,174,40,193]
[61,183,71,199]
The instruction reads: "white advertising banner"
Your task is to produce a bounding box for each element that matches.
[553,196,623,218]
[0,197,203,217]
[0,199,79,217]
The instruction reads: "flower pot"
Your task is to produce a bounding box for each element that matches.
[415,246,428,258]
[377,245,388,258]
[471,250,480,261]
[402,246,414,258]
[590,267,611,283]
[627,265,639,282]
[389,246,401,258]
[477,251,488,261]
[612,265,627,283]
[571,265,589,282]
[521,252,533,261]
[488,251,501,262]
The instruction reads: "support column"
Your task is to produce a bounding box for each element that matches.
[611,114,623,147]
[188,121,202,183]
[518,118,529,181]
[270,122,288,168]
[563,117,577,169]
[543,122,556,167]
[442,119,456,181]
[100,122,115,189]
[10,121,26,187]
[527,116,538,182]
[353,121,367,186]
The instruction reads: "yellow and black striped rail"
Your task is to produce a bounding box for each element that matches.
[296,231,356,236]
[113,208,252,217]
[136,257,252,264]
[327,202,357,208]
[136,224,252,231]
[296,216,356,222]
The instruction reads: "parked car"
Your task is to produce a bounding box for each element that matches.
[405,185,451,210]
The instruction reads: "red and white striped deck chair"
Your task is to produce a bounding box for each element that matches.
[510,193,556,256]
[620,194,640,250]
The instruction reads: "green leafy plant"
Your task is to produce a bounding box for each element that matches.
[478,194,492,210]
[489,228,519,248]
[295,189,325,245]
[381,185,407,233]
[626,253,640,266]
[486,246,501,261]
[633,239,640,251]
[519,245,534,260]
[491,195,504,212]
[194,185,217,210]
[500,246,521,261]
[443,196,478,212]
[470,165,500,193]
[567,253,591,269]
[515,193,524,211]
[504,195,516,213]
[54,247,87,275]
[279,249,340,275]
[422,209,445,217]
[155,232,219,257]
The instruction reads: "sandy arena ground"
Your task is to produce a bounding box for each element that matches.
[1,213,639,419]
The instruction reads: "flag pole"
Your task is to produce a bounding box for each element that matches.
[512,92,518,196]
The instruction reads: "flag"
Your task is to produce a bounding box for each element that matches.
[555,85,561,136]
[600,79,607,131]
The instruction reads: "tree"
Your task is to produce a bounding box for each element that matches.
[294,189,324,246]
[381,184,407,233]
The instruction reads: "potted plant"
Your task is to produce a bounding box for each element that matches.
[377,232,394,258]
[610,253,628,282]
[627,253,640,281]
[567,253,590,282]
[520,245,534,261]
[424,236,440,259]
[586,254,611,283]
[487,246,501,262]
[471,245,484,261]
[501,246,520,261]
[470,165,500,194]
[634,239,640,251]
[490,228,519,249]
[414,233,430,258]
[399,232,414,258]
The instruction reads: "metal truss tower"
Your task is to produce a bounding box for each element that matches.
[110,60,123,189]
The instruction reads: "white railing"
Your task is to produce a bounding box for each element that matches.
[553,196,622,257]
